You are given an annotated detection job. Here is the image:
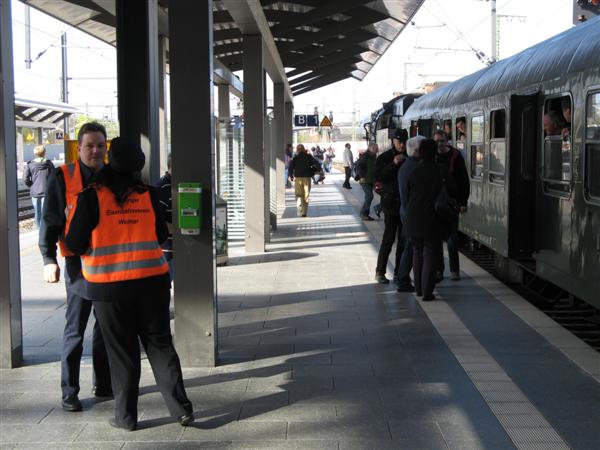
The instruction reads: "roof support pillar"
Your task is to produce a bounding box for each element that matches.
[116,0,160,183]
[218,84,230,120]
[243,35,266,252]
[169,0,217,367]
[0,0,23,369]
[158,34,169,175]
[274,83,286,210]
[285,101,294,153]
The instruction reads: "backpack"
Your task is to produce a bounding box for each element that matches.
[352,154,367,181]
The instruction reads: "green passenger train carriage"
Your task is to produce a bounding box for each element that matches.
[400,16,600,309]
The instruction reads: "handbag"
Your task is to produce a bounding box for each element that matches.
[435,182,459,223]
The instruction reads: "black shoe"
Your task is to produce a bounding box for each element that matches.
[92,386,113,398]
[109,417,136,431]
[375,274,390,284]
[361,215,375,221]
[374,206,381,218]
[422,294,435,302]
[179,413,194,426]
[397,284,415,293]
[62,395,82,412]
[435,271,444,283]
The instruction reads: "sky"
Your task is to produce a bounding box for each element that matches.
[9,0,573,122]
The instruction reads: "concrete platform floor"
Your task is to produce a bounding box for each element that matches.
[1,171,599,449]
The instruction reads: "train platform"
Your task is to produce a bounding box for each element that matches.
[1,171,599,449]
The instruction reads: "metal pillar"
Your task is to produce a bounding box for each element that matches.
[285,101,294,153]
[61,32,69,134]
[218,84,230,120]
[274,83,286,210]
[169,0,217,367]
[0,0,23,368]
[116,0,160,183]
[158,34,169,175]
[217,84,231,196]
[243,35,266,252]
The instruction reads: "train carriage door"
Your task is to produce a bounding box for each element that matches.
[509,93,538,258]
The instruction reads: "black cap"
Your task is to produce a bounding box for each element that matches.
[108,137,145,174]
[392,128,408,143]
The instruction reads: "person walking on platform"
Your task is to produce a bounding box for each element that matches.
[357,143,378,220]
[65,137,193,431]
[404,139,456,301]
[39,122,111,412]
[288,144,321,217]
[342,143,354,189]
[397,135,425,292]
[434,130,469,281]
[374,129,408,284]
[24,145,54,228]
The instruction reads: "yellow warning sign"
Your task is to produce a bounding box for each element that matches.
[320,116,333,127]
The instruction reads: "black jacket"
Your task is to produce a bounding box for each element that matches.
[64,185,169,301]
[375,148,404,214]
[437,148,470,207]
[23,158,55,198]
[289,152,321,178]
[404,161,456,239]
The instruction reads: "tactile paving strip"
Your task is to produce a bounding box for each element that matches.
[421,298,571,450]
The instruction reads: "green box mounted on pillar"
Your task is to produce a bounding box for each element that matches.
[178,183,202,235]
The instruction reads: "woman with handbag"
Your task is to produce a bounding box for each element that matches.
[404,139,457,301]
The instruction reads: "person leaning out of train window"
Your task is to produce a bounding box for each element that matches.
[543,110,567,137]
[456,118,466,142]
[561,97,572,141]
[64,137,194,431]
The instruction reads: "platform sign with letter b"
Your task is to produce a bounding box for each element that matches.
[294,114,319,127]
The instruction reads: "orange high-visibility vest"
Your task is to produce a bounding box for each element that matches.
[81,187,168,283]
[58,160,83,257]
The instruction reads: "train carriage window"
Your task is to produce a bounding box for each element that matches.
[543,96,572,194]
[443,119,453,143]
[585,92,600,200]
[455,116,466,160]
[410,120,418,137]
[470,114,484,179]
[489,109,506,184]
[417,119,433,138]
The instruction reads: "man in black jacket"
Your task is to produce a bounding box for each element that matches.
[374,129,409,284]
[434,130,470,281]
[39,122,111,411]
[288,144,321,217]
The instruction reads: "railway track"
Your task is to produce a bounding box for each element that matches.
[460,238,600,352]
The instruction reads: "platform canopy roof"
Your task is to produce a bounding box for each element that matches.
[14,97,79,129]
[20,0,425,96]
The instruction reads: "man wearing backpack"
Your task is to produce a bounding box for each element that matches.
[434,131,470,281]
[356,144,378,221]
[23,145,55,228]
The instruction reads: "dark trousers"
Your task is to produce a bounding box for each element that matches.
[437,219,460,274]
[412,237,439,298]
[397,239,413,287]
[360,183,374,216]
[376,212,404,276]
[343,167,351,187]
[61,277,111,398]
[93,290,191,428]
